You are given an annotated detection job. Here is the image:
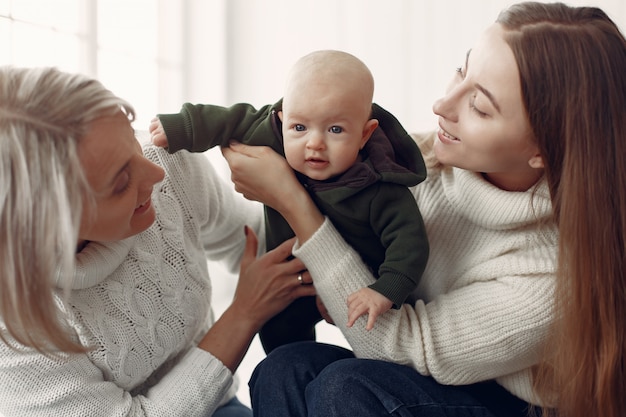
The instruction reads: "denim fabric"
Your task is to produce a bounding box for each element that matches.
[212,396,252,417]
[249,341,539,417]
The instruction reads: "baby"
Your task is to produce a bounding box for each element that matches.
[150,50,429,352]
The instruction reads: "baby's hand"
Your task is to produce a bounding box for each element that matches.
[346,287,393,330]
[149,117,169,148]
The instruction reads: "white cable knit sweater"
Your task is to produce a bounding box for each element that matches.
[294,159,558,405]
[0,147,264,417]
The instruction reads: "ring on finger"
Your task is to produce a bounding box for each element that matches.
[297,273,304,285]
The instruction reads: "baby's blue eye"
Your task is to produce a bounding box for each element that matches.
[295,124,306,132]
[330,126,343,134]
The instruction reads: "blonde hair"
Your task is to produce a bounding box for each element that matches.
[0,66,135,353]
[496,3,626,417]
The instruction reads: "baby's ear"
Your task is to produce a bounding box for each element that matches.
[361,119,379,148]
[277,110,284,122]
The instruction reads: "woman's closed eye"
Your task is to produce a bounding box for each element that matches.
[113,170,131,194]
[469,94,487,117]
[457,66,488,118]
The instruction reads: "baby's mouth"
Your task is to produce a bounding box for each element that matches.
[305,157,329,168]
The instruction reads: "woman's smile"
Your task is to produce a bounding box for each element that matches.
[134,197,153,215]
[437,127,460,143]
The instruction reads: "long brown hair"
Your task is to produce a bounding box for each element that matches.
[497,3,626,416]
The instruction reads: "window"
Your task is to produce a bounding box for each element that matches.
[0,0,184,130]
[1,0,83,71]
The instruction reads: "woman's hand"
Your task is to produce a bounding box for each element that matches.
[231,226,316,331]
[198,226,315,372]
[222,142,300,211]
[222,142,325,243]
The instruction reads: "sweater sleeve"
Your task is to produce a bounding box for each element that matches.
[293,219,555,388]
[0,338,231,417]
[158,100,283,154]
[145,146,266,274]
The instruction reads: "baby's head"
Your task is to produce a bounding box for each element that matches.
[280,50,379,181]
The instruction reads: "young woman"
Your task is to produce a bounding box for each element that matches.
[221,2,626,416]
[0,66,315,416]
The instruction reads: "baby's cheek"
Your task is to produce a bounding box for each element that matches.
[283,143,302,167]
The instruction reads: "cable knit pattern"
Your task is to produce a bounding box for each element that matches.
[294,162,558,405]
[0,146,264,417]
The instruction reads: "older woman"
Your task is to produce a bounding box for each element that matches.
[0,66,315,416]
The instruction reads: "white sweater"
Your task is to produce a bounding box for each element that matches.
[0,147,264,417]
[294,159,558,405]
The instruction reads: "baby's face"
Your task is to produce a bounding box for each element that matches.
[281,83,376,181]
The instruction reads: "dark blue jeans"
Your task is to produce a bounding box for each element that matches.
[212,396,252,417]
[249,342,540,417]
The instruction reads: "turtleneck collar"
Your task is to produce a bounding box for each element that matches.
[56,236,138,290]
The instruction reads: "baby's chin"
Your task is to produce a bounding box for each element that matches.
[298,165,336,181]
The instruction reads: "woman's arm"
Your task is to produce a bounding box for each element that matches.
[198,227,316,372]
[293,219,555,388]
[222,142,325,243]
[0,329,233,416]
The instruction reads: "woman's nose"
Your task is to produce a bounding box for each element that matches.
[432,80,462,122]
[146,160,165,186]
[432,93,458,122]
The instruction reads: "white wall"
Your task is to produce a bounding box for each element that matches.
[181,0,626,135]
